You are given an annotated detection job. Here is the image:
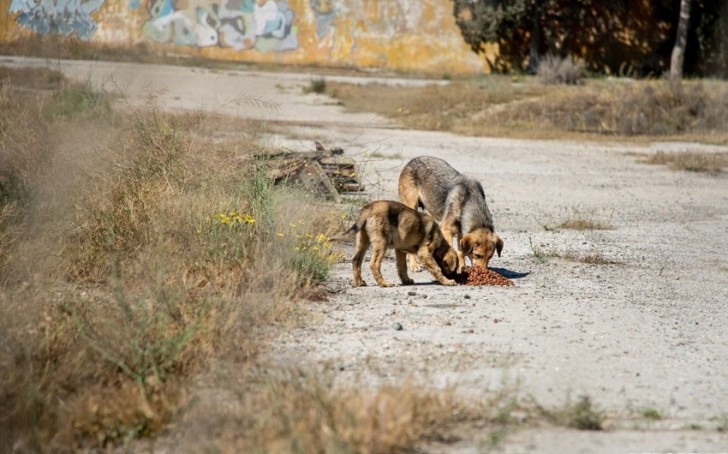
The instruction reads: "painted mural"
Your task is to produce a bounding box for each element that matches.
[132,0,298,52]
[2,0,490,74]
[8,0,106,40]
[310,0,336,40]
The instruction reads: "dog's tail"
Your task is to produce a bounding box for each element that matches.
[330,207,369,242]
[330,224,358,242]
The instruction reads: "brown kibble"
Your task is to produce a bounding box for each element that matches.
[455,266,514,286]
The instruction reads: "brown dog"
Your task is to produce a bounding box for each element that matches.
[399,156,503,272]
[338,200,458,287]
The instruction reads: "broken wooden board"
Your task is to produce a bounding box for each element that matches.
[265,142,365,201]
[294,161,342,203]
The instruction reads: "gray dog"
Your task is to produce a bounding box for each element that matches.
[398,156,503,272]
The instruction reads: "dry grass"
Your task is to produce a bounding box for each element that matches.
[0,35,405,79]
[327,78,548,134]
[0,68,344,450]
[242,373,478,453]
[152,365,534,453]
[644,151,728,173]
[0,65,64,90]
[540,395,605,431]
[326,78,728,142]
[558,219,614,231]
[562,252,623,266]
[541,209,614,232]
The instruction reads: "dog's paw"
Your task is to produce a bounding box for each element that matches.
[400,278,415,286]
[377,281,394,288]
[353,280,367,287]
[407,257,422,272]
[441,278,457,286]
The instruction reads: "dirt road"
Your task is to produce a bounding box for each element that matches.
[4,56,727,452]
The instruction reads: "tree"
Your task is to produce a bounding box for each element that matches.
[669,0,692,81]
[451,0,662,74]
[451,0,728,78]
[452,0,534,72]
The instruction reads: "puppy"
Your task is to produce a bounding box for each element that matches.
[338,200,458,287]
[398,156,503,272]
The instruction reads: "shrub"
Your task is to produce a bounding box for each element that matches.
[306,77,327,94]
[541,395,605,431]
[537,55,585,85]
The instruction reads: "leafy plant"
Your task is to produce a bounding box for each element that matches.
[305,78,327,94]
[640,408,663,421]
[542,395,605,431]
[290,231,342,285]
[43,81,111,119]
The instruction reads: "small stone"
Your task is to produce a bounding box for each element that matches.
[393,322,403,331]
[464,294,471,299]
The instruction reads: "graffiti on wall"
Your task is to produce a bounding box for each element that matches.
[133,0,298,52]
[310,0,337,39]
[310,0,422,41]
[8,0,106,40]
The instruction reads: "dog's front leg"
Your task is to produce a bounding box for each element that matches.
[441,225,465,274]
[396,250,415,285]
[455,243,467,273]
[417,249,456,286]
[406,253,422,272]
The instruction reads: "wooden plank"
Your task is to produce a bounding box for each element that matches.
[263,143,364,200]
[294,161,342,203]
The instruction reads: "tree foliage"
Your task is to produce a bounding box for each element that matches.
[453,0,728,77]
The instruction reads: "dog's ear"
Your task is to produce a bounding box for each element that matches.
[495,235,504,257]
[460,236,473,255]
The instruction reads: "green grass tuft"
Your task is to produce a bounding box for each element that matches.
[44,81,112,119]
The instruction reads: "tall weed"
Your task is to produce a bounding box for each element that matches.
[0,81,53,279]
[64,108,186,282]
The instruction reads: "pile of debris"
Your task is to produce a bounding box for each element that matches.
[266,142,364,203]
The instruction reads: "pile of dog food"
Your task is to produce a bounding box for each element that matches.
[456,266,514,286]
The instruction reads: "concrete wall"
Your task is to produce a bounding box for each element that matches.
[3,0,490,75]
